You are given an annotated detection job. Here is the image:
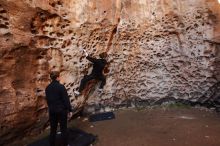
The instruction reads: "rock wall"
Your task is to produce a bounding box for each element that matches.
[1,0,220,145]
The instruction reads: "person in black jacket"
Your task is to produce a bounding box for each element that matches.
[74,49,107,96]
[45,71,72,146]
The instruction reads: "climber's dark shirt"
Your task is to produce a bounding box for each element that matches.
[86,56,107,76]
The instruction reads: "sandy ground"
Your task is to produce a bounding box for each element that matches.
[12,106,220,146]
[71,107,220,146]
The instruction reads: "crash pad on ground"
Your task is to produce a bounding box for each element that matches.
[89,112,115,122]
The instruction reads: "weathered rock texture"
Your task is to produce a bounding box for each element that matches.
[1,0,220,145]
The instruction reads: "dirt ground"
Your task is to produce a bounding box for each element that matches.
[12,106,220,146]
[71,107,220,146]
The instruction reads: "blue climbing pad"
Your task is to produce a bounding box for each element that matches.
[89,112,115,122]
[28,128,96,146]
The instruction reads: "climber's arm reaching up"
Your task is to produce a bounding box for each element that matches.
[81,48,98,63]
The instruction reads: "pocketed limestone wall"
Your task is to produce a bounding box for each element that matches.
[1,0,220,145]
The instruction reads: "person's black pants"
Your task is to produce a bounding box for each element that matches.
[49,110,68,146]
[79,74,106,92]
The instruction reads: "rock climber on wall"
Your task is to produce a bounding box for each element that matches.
[74,49,107,96]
